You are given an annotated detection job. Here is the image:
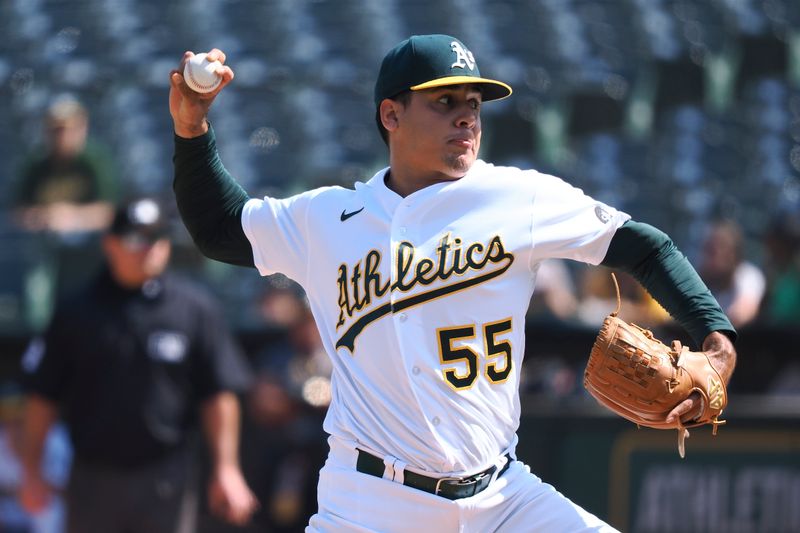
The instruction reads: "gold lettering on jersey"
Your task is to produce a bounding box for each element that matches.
[335,234,514,352]
[337,250,390,328]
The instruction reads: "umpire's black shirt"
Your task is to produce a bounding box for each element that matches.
[23,268,250,467]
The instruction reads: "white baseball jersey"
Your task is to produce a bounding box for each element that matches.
[242,159,629,476]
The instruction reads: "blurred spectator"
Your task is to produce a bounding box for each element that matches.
[759,212,800,326]
[527,259,579,323]
[0,381,71,533]
[245,281,331,532]
[8,96,121,301]
[16,198,258,533]
[10,96,119,234]
[575,267,669,328]
[0,385,70,533]
[520,354,581,399]
[698,219,766,328]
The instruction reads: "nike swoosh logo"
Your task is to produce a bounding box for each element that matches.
[340,207,364,222]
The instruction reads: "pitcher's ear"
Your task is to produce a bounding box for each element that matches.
[379,98,402,132]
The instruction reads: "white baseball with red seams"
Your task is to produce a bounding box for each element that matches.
[183,53,222,94]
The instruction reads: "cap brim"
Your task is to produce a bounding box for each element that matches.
[410,76,512,101]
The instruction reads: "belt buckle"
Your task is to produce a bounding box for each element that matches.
[434,470,490,497]
[434,475,467,496]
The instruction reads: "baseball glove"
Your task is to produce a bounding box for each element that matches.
[583,274,727,457]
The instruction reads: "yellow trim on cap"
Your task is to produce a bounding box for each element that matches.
[410,76,513,100]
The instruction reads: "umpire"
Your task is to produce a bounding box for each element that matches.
[17,197,259,531]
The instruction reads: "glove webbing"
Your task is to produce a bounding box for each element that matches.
[607,273,725,458]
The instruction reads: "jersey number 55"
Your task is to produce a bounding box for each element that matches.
[437,318,513,390]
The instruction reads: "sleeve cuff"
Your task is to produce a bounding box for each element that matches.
[174,122,215,145]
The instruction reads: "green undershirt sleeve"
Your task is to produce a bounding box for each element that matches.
[601,220,736,347]
[173,125,255,268]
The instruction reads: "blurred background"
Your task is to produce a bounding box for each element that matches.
[0,0,799,531]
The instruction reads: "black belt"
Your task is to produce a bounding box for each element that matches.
[356,450,512,500]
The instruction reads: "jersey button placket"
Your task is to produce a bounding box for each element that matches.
[389,201,429,426]
[389,203,413,333]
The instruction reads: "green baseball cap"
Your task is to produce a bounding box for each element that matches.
[374,34,513,107]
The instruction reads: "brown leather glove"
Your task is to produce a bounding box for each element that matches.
[583,275,727,457]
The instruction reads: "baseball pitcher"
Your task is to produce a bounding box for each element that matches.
[169,34,737,532]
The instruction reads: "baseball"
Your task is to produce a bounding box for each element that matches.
[183,52,222,94]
